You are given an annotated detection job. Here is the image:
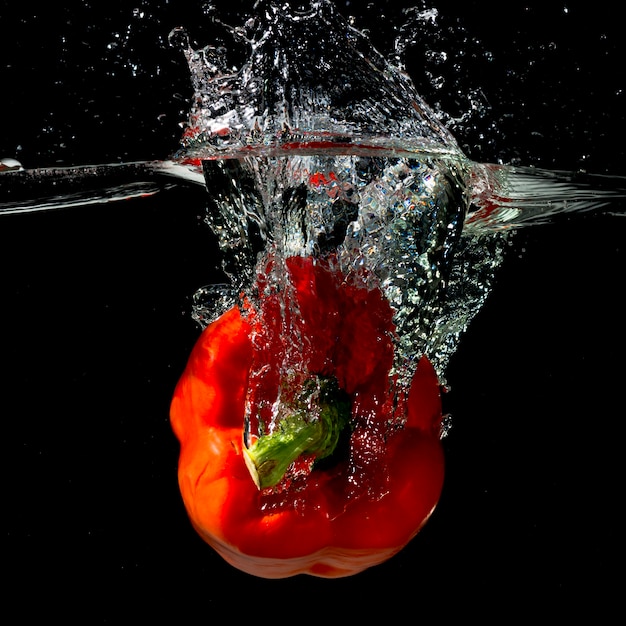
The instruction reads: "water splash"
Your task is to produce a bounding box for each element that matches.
[170,1,460,159]
[175,0,624,381]
[1,1,624,382]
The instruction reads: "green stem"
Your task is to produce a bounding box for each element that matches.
[243,377,350,490]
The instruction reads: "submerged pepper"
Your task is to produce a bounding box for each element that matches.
[170,256,444,578]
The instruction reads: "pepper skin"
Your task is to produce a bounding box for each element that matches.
[170,256,445,578]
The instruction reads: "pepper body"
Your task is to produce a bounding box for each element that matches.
[171,256,444,578]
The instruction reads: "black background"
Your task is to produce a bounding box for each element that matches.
[2,1,624,620]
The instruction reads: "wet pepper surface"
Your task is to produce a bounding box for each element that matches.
[171,256,445,578]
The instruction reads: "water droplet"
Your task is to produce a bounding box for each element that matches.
[0,158,23,172]
[168,26,189,51]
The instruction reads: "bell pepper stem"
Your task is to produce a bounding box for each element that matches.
[243,377,349,490]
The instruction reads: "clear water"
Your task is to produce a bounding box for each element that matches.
[1,0,624,389]
[171,0,625,384]
[197,153,473,379]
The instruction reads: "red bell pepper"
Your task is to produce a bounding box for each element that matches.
[170,255,445,578]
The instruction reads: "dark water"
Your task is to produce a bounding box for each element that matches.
[2,0,624,619]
